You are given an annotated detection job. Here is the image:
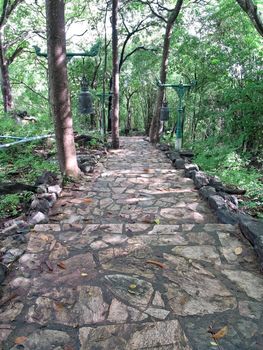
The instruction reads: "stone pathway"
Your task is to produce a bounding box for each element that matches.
[1,137,263,350]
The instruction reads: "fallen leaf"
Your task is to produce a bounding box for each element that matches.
[234,247,243,255]
[146,260,165,268]
[83,198,93,203]
[143,168,150,173]
[129,284,137,289]
[57,262,66,269]
[212,325,228,340]
[15,336,27,345]
[154,218,160,225]
[81,273,88,276]
[54,302,64,312]
[40,234,50,242]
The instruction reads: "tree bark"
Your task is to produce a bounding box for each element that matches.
[236,0,263,36]
[111,0,120,149]
[45,0,80,177]
[149,0,183,143]
[0,0,25,113]
[0,36,12,112]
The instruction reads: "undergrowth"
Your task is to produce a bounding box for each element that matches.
[191,137,263,219]
[0,115,58,220]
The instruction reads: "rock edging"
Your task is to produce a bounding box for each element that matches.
[157,143,263,267]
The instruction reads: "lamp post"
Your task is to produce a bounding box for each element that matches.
[34,45,100,118]
[157,80,195,151]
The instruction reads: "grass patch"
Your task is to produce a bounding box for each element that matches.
[192,137,263,219]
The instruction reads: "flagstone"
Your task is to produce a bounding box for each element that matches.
[79,320,192,350]
[27,286,108,326]
[222,270,263,301]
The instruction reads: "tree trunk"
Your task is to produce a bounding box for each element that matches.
[236,0,263,36]
[149,0,183,144]
[0,35,12,112]
[107,77,112,132]
[45,0,80,177]
[111,0,120,149]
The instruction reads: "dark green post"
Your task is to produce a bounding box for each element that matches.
[156,80,195,151]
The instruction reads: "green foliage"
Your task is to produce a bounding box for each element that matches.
[192,136,263,218]
[0,115,59,219]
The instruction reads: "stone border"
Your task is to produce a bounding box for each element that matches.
[157,143,263,267]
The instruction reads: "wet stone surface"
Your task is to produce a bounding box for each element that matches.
[1,137,262,350]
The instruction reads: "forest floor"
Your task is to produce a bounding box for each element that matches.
[0,137,263,350]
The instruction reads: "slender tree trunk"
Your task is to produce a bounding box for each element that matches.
[107,77,112,132]
[45,0,80,177]
[0,35,12,112]
[149,0,183,144]
[111,0,120,149]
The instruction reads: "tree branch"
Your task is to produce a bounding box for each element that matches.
[236,0,263,36]
[122,46,158,66]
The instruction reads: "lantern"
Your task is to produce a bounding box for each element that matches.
[160,101,169,121]
[78,76,94,115]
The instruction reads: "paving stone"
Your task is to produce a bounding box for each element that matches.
[34,224,61,232]
[108,298,147,322]
[238,300,263,319]
[29,253,96,293]
[0,302,24,322]
[27,232,54,253]
[9,330,71,350]
[145,307,170,319]
[222,270,263,301]
[79,320,192,350]
[0,324,13,345]
[104,274,154,309]
[171,245,221,264]
[236,319,258,339]
[27,286,108,326]
[152,291,165,307]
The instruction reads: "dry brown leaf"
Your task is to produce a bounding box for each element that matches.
[40,234,50,242]
[146,260,165,268]
[15,336,27,345]
[234,247,243,255]
[54,302,64,312]
[57,262,66,269]
[83,198,93,203]
[143,168,150,173]
[212,325,228,340]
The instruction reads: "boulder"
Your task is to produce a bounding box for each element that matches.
[173,158,185,169]
[199,186,216,199]
[239,217,263,247]
[215,208,239,225]
[208,195,227,211]
[48,185,62,196]
[30,198,50,214]
[208,176,223,190]
[193,171,209,189]
[28,211,48,225]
